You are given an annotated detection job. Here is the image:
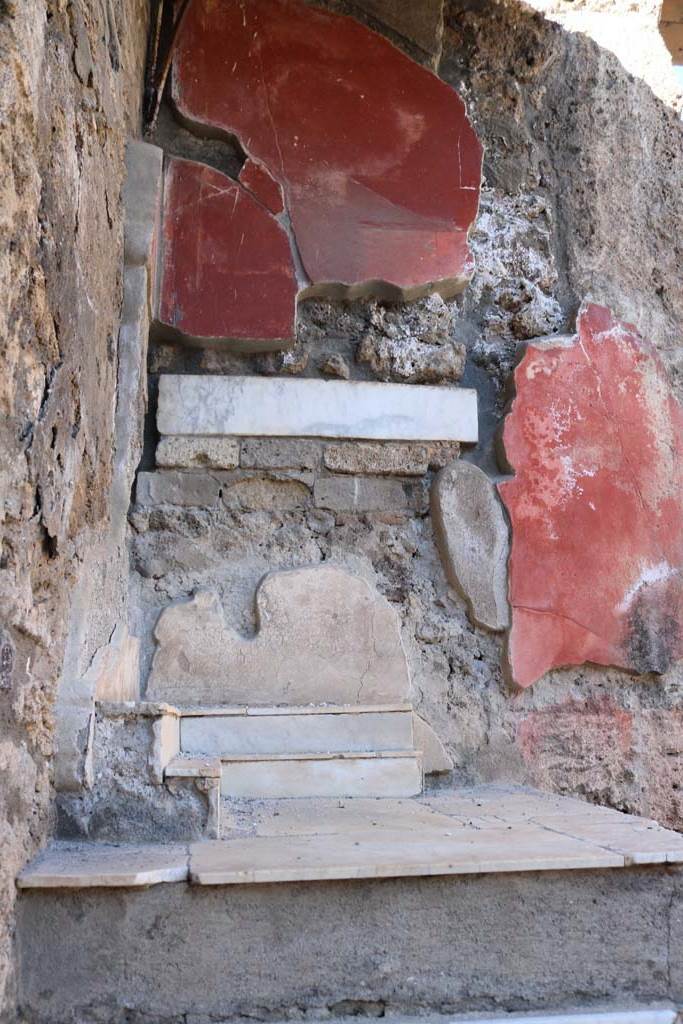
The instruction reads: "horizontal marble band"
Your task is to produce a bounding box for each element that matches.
[157,375,478,443]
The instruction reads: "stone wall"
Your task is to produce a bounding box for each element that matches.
[0,0,146,1017]
[136,0,683,836]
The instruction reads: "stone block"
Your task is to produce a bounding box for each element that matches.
[314,475,428,513]
[220,474,311,511]
[240,438,321,471]
[156,436,239,469]
[158,375,479,443]
[498,303,683,686]
[146,565,412,706]
[220,752,423,800]
[123,140,163,281]
[323,442,429,476]
[432,461,510,632]
[180,707,414,757]
[135,471,220,508]
[413,713,453,773]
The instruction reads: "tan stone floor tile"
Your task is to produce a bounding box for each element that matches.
[190,823,624,885]
[535,815,683,865]
[241,797,458,837]
[17,842,189,888]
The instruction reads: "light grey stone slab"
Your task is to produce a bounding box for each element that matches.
[190,819,623,885]
[123,139,164,275]
[157,375,478,443]
[432,460,510,631]
[146,565,412,706]
[180,708,414,756]
[413,713,453,773]
[135,470,221,507]
[220,751,423,799]
[535,815,683,865]
[156,436,239,469]
[314,474,427,513]
[444,1013,677,1024]
[18,842,189,888]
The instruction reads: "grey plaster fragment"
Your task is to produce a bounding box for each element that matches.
[431,461,510,632]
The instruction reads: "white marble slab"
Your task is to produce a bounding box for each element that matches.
[157,375,478,443]
[17,842,189,888]
[220,751,423,799]
[190,822,623,885]
[442,1012,677,1024]
[181,708,414,757]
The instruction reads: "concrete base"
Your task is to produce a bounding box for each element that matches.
[18,866,683,1023]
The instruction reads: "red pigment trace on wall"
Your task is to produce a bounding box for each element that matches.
[158,157,297,346]
[171,0,482,304]
[499,302,683,688]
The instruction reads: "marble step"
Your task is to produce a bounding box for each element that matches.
[220,750,423,798]
[180,704,414,757]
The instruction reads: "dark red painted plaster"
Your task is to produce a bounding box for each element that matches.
[238,158,285,216]
[171,0,482,301]
[499,303,683,688]
[158,157,297,346]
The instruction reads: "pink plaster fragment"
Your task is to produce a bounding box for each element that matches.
[158,157,297,346]
[172,0,482,300]
[498,303,683,688]
[238,158,285,216]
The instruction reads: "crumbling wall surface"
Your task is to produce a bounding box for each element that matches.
[0,0,146,1017]
[524,0,683,111]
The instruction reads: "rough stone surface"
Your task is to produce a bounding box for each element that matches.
[323,442,430,477]
[499,303,683,687]
[55,707,215,843]
[172,0,482,301]
[432,461,510,633]
[157,158,297,347]
[156,437,240,470]
[146,566,412,706]
[17,867,683,1022]
[0,0,147,1013]
[357,295,467,384]
[240,439,321,472]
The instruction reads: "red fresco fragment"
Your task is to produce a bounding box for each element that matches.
[498,303,683,688]
[238,158,285,216]
[158,157,297,346]
[172,0,482,299]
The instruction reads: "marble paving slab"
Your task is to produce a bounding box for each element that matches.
[18,842,189,888]
[17,787,683,888]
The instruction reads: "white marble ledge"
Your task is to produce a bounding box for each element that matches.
[438,1011,677,1024]
[18,842,189,889]
[157,375,478,443]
